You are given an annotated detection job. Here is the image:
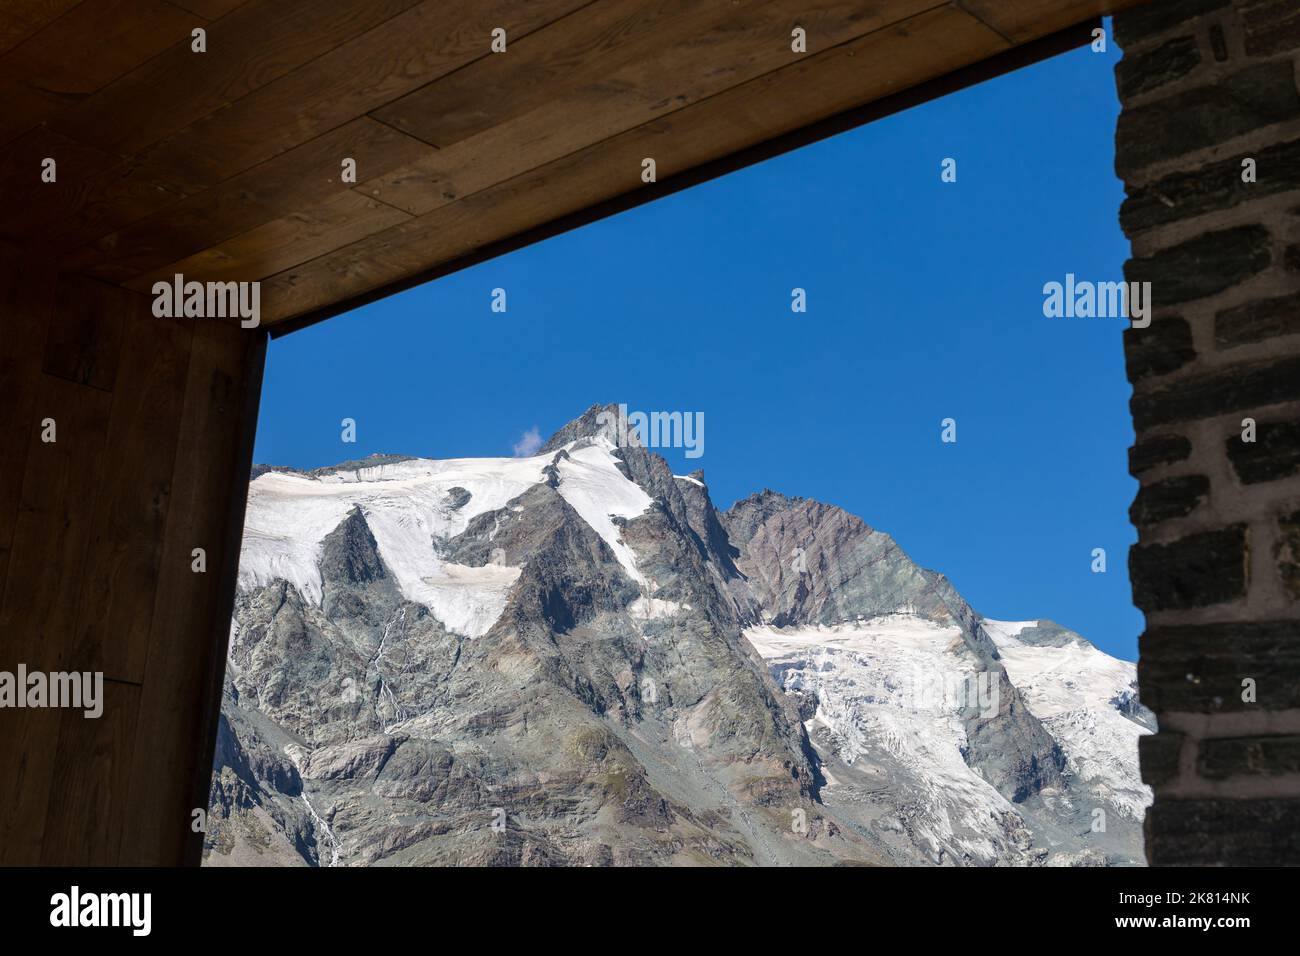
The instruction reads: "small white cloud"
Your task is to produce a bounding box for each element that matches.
[512,426,542,457]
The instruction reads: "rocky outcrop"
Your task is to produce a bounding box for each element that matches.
[723,491,1072,808]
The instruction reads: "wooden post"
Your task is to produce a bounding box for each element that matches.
[0,244,266,865]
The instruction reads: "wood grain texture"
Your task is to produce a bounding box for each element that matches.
[165,0,250,18]
[362,0,941,216]
[0,371,112,673]
[0,0,195,147]
[0,126,120,246]
[0,0,82,57]
[40,680,141,865]
[954,0,1140,43]
[0,263,264,866]
[125,191,411,290]
[370,0,786,148]
[0,705,62,864]
[124,318,264,865]
[22,0,586,257]
[0,246,53,598]
[126,0,591,195]
[41,271,132,390]
[0,149,187,254]
[73,118,437,282]
[67,288,194,682]
[48,0,425,159]
[0,265,122,865]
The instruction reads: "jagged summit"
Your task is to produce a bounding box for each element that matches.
[539,402,620,454]
[248,405,619,483]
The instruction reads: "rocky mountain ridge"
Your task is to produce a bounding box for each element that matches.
[205,404,1152,866]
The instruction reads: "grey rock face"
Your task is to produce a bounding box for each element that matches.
[723,491,1071,807]
[207,408,1147,867]
[724,490,957,626]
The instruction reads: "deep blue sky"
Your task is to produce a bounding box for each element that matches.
[254,30,1142,659]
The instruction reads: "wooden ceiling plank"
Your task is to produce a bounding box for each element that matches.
[122,191,411,290]
[116,0,592,198]
[954,0,1140,44]
[0,0,196,87]
[0,127,122,246]
[356,0,942,218]
[163,0,251,19]
[18,0,585,255]
[0,83,73,151]
[0,0,196,147]
[0,154,188,255]
[0,0,83,58]
[47,0,425,160]
[68,117,436,282]
[371,0,789,149]
[266,4,1007,325]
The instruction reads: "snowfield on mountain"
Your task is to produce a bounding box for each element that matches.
[206,405,1152,867]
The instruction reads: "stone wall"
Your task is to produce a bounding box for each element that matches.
[1114,0,1300,864]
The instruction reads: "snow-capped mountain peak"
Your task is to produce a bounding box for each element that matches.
[238,436,653,638]
[211,408,1149,868]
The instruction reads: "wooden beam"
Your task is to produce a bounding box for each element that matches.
[127,317,265,866]
[124,191,411,290]
[361,0,942,217]
[955,0,1132,44]
[265,12,1094,335]
[66,285,194,683]
[47,0,426,159]
[23,0,590,258]
[0,264,265,866]
[0,245,53,599]
[39,680,140,865]
[123,0,592,195]
[70,118,437,282]
[0,0,83,58]
[0,0,195,147]
[0,372,113,863]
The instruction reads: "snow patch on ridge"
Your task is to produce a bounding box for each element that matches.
[554,439,654,586]
[982,618,1152,819]
[980,618,1035,645]
[239,440,663,637]
[240,452,550,637]
[745,615,1020,861]
[629,596,687,619]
